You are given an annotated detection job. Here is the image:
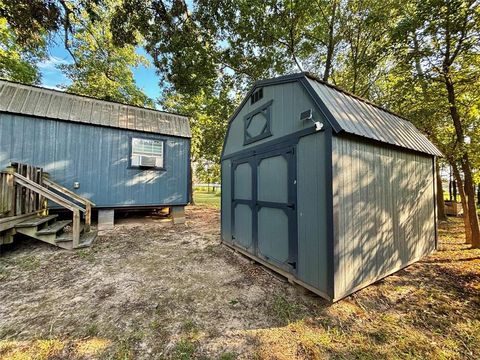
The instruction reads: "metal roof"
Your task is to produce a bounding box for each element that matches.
[303,74,442,156]
[0,80,191,138]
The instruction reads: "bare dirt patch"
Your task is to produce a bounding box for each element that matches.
[0,209,479,359]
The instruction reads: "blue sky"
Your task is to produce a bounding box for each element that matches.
[39,37,162,101]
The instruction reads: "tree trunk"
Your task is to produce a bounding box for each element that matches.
[323,0,338,81]
[444,71,480,247]
[436,161,447,221]
[452,163,472,244]
[461,154,480,248]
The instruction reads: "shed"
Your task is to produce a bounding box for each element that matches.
[221,73,442,302]
[0,80,191,223]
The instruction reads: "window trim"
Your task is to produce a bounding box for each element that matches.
[244,100,273,145]
[250,87,264,105]
[128,136,166,171]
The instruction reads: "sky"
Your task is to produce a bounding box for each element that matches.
[38,36,162,101]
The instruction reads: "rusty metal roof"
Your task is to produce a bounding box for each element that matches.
[0,80,191,138]
[304,74,442,156]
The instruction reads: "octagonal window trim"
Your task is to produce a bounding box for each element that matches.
[244,99,273,145]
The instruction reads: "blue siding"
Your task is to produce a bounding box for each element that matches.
[0,113,189,207]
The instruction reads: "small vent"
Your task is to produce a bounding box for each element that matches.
[250,88,263,104]
[139,156,157,167]
[300,109,313,121]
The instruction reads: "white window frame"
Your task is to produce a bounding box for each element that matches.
[130,137,165,170]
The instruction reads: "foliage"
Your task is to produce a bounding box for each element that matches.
[0,18,45,83]
[384,0,480,246]
[59,1,153,107]
[162,75,239,179]
[0,0,103,52]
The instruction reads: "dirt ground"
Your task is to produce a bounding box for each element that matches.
[0,206,479,359]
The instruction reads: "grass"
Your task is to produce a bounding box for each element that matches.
[250,217,480,359]
[193,190,221,208]
[1,213,478,359]
[173,339,196,360]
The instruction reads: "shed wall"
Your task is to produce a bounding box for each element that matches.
[0,113,189,207]
[221,159,232,243]
[332,135,435,300]
[297,132,329,295]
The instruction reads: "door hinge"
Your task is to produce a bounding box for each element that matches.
[287,203,295,209]
[287,261,297,269]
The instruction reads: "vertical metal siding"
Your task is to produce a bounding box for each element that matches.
[297,132,329,296]
[332,136,435,299]
[0,113,189,207]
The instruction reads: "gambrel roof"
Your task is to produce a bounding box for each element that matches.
[0,80,191,138]
[251,73,442,157]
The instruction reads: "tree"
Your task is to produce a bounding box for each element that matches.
[0,0,103,61]
[0,17,45,84]
[161,76,239,185]
[59,1,154,107]
[387,0,480,247]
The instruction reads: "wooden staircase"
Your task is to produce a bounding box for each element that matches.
[0,163,96,250]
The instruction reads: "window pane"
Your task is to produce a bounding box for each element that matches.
[131,138,164,168]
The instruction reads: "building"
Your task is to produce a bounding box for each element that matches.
[0,80,191,224]
[220,73,442,302]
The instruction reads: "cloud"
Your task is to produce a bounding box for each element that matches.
[37,56,71,71]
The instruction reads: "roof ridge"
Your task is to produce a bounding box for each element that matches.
[0,78,189,119]
[302,72,412,123]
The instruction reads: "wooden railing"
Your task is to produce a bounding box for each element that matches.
[42,177,95,233]
[1,164,46,217]
[1,163,95,248]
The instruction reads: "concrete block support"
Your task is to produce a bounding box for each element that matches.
[171,206,186,224]
[98,209,115,231]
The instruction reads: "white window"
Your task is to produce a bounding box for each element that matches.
[131,138,164,169]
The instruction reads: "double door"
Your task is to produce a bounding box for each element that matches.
[231,146,297,273]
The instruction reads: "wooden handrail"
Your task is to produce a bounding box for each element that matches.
[13,173,85,213]
[42,178,95,206]
[13,172,83,247]
[42,177,94,232]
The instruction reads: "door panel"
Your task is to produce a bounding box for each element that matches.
[258,207,289,264]
[234,162,252,200]
[257,155,288,203]
[234,204,253,249]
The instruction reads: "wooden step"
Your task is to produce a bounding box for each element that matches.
[55,224,85,243]
[15,215,58,228]
[36,220,72,235]
[77,231,97,248]
[55,230,97,250]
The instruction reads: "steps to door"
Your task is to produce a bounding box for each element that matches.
[1,163,96,250]
[14,215,96,250]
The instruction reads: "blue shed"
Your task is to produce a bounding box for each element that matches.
[0,80,191,221]
[221,73,442,302]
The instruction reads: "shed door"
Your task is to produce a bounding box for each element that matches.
[231,146,297,273]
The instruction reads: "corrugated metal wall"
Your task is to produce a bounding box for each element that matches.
[332,135,435,300]
[297,132,329,297]
[0,113,189,207]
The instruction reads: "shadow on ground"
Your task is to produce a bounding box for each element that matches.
[0,209,478,359]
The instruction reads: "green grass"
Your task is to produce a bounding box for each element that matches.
[193,190,221,208]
